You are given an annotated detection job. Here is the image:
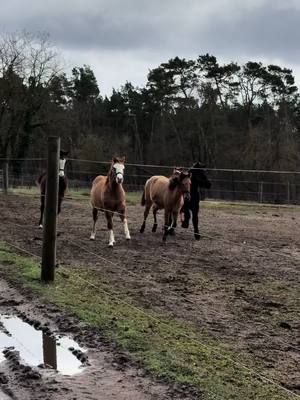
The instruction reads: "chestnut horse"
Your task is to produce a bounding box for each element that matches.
[140,169,191,242]
[90,157,130,247]
[37,150,68,228]
[180,162,211,240]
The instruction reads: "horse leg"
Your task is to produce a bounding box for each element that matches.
[140,202,151,233]
[119,210,131,240]
[90,208,98,240]
[181,204,190,229]
[39,195,45,228]
[192,206,200,240]
[169,211,178,236]
[162,211,171,242]
[105,211,115,247]
[152,204,159,232]
[58,196,63,215]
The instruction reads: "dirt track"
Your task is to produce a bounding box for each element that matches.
[0,193,299,398]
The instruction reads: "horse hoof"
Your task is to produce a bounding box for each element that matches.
[90,234,95,240]
[108,243,114,247]
[181,222,189,229]
[152,225,157,232]
[126,236,131,241]
[38,224,43,229]
[194,233,201,240]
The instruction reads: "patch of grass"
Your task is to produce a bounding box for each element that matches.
[11,187,39,196]
[202,200,300,213]
[126,191,142,205]
[0,242,295,400]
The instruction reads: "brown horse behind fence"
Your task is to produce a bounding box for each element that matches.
[90,157,131,247]
[140,169,191,241]
[37,151,68,228]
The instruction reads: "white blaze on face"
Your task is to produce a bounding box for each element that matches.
[59,159,66,177]
[114,163,125,183]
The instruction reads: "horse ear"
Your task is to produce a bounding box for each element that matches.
[112,156,118,164]
[173,167,183,175]
[120,156,126,163]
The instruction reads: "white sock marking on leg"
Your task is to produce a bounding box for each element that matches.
[108,229,114,246]
[124,219,131,240]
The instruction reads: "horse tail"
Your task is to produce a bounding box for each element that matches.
[141,189,146,206]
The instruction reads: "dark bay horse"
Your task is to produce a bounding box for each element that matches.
[37,150,68,228]
[90,157,130,247]
[180,162,211,240]
[140,169,191,242]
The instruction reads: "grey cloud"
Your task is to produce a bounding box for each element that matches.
[1,0,300,93]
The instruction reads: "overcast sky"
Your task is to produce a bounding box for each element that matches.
[1,0,300,96]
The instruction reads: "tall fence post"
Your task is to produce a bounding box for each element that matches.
[41,137,60,282]
[2,162,9,194]
[259,181,264,203]
[287,182,290,204]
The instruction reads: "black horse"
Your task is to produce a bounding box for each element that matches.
[37,150,68,228]
[180,162,211,240]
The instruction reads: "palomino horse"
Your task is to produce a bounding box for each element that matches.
[140,169,191,242]
[37,150,68,228]
[180,162,211,239]
[90,157,131,247]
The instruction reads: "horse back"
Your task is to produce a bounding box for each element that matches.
[145,176,169,208]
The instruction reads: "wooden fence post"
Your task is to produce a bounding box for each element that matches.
[2,162,9,194]
[41,137,60,282]
[259,181,264,203]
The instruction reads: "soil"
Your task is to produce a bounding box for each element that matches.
[0,193,299,398]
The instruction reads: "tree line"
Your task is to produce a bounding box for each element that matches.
[1,31,300,172]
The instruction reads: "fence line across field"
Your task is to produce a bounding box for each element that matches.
[1,156,300,174]
[2,235,299,399]
[3,157,300,204]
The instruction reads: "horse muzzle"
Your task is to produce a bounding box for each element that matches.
[116,174,124,184]
[183,192,191,201]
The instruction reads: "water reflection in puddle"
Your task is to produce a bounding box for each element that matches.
[0,315,87,375]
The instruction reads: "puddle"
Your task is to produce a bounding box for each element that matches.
[0,389,12,400]
[0,315,87,375]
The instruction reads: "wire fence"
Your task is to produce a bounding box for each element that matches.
[1,165,300,399]
[1,158,300,205]
[2,218,300,400]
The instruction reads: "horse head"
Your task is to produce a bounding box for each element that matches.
[189,162,211,189]
[59,150,69,177]
[170,168,191,200]
[111,156,125,184]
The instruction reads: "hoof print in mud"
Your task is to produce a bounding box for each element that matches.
[0,372,8,384]
[279,321,292,330]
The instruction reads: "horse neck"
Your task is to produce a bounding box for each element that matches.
[169,183,184,202]
[191,177,200,193]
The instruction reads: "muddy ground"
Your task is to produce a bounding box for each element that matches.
[0,193,299,398]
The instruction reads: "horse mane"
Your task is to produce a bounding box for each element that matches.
[169,168,190,190]
[37,172,46,186]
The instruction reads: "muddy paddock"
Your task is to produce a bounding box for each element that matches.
[0,193,299,398]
